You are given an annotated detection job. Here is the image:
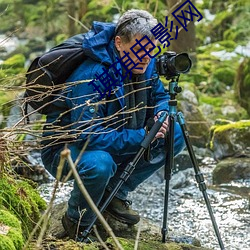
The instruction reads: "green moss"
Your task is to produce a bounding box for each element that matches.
[0,209,21,229]
[218,40,237,52]
[223,26,248,42]
[213,120,250,133]
[0,175,47,239]
[0,235,16,250]
[199,95,224,107]
[1,54,25,69]
[0,209,24,249]
[7,228,24,249]
[0,54,26,86]
[213,67,235,86]
[55,34,69,45]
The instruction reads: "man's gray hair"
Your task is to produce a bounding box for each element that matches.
[115,9,158,43]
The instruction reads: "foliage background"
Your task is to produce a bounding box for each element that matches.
[0,0,250,126]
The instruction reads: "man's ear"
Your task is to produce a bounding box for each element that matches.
[115,36,122,51]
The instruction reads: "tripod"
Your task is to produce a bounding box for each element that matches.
[162,77,225,249]
[82,77,225,249]
[81,111,169,241]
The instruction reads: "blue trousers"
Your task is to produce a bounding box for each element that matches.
[41,123,185,226]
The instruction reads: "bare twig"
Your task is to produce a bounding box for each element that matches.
[61,148,124,250]
[134,220,142,250]
[93,225,110,250]
[68,14,90,31]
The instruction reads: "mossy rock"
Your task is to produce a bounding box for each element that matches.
[1,54,25,69]
[209,120,250,160]
[0,54,26,86]
[0,174,47,239]
[0,209,24,250]
[44,202,211,250]
[106,237,210,250]
[212,67,235,86]
[28,237,211,250]
[199,92,248,122]
[193,44,240,95]
[213,157,250,184]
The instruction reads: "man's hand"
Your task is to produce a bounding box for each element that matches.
[154,111,169,139]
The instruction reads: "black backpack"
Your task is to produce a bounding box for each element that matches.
[24,34,87,115]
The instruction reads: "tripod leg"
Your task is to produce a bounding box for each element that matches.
[81,112,168,240]
[177,112,225,250]
[162,114,175,243]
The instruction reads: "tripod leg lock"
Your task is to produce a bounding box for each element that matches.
[120,162,135,182]
[195,172,207,192]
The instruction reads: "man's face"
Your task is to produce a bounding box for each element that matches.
[115,35,157,75]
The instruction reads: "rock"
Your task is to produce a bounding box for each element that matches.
[44,202,211,250]
[174,150,193,172]
[209,120,250,160]
[214,119,232,126]
[181,89,198,105]
[179,100,211,148]
[155,147,213,182]
[199,103,213,117]
[213,157,250,184]
[170,168,193,189]
[221,105,237,116]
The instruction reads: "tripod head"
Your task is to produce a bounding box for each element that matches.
[156,51,192,100]
[168,76,182,100]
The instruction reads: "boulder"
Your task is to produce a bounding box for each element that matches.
[213,157,250,184]
[209,120,250,160]
[179,100,211,148]
[42,202,211,250]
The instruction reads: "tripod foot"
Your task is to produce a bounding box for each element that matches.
[161,227,168,243]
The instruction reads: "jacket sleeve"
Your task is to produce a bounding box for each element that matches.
[65,63,146,156]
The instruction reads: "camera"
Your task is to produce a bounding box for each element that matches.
[156,51,192,79]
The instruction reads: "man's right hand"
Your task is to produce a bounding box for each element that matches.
[154,112,169,139]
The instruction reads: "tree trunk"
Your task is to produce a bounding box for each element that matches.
[167,0,197,62]
[78,0,88,20]
[67,0,77,36]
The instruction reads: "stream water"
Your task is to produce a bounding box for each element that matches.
[38,156,250,250]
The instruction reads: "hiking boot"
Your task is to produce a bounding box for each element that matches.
[61,213,97,243]
[105,196,140,225]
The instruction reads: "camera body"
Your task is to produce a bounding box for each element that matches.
[156,51,192,79]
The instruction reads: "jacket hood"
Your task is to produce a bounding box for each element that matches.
[82,21,116,65]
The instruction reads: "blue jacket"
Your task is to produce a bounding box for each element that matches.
[44,21,170,156]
